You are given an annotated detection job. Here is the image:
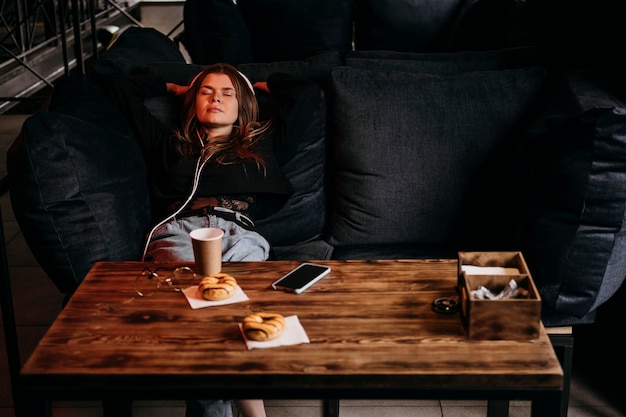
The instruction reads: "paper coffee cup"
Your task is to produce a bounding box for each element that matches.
[190,227,224,275]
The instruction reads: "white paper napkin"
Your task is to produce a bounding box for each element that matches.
[461,265,520,275]
[239,315,309,350]
[182,285,249,309]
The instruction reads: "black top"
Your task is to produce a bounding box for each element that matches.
[105,72,317,220]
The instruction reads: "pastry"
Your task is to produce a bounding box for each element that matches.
[242,312,286,341]
[198,273,237,301]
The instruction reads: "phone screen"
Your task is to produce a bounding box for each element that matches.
[272,263,331,293]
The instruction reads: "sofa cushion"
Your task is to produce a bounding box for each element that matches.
[508,71,626,326]
[146,62,204,85]
[237,0,353,63]
[93,26,186,77]
[8,76,151,294]
[353,0,465,52]
[272,240,334,261]
[180,0,252,65]
[346,46,544,74]
[254,86,327,247]
[327,65,546,247]
[238,52,343,87]
[331,243,456,260]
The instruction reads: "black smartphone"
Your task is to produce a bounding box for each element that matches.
[271,263,331,294]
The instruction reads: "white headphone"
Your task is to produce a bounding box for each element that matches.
[141,155,208,261]
[238,70,255,95]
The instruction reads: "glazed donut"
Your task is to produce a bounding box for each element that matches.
[198,273,237,301]
[243,313,286,341]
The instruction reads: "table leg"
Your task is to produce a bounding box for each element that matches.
[487,400,509,417]
[103,399,133,417]
[549,333,574,417]
[324,399,340,417]
[531,391,563,417]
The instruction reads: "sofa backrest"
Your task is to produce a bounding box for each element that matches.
[182,0,534,66]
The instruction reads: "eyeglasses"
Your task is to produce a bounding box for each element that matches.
[133,266,198,297]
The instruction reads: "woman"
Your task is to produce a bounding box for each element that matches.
[107,64,296,266]
[105,63,314,417]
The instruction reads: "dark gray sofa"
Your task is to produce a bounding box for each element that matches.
[8,0,626,330]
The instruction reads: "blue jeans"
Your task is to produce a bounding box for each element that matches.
[145,214,270,263]
[145,214,269,417]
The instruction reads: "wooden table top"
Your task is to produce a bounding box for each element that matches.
[21,259,563,400]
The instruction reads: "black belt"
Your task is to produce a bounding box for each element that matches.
[178,206,256,231]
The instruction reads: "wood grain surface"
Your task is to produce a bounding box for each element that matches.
[21,259,562,400]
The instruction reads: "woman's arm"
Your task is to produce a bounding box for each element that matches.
[105,73,171,155]
[166,82,189,96]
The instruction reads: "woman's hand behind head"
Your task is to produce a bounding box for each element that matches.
[166,82,190,96]
[253,81,269,94]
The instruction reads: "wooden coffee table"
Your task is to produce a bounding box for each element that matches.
[20,260,563,416]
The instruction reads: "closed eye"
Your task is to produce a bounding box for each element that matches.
[199,87,236,97]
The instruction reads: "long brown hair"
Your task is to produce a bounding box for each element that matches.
[172,63,271,170]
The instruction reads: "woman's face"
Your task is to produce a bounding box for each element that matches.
[195,72,239,136]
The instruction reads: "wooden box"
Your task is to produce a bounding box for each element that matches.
[457,252,541,340]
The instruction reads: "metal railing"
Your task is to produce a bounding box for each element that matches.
[0,0,141,113]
